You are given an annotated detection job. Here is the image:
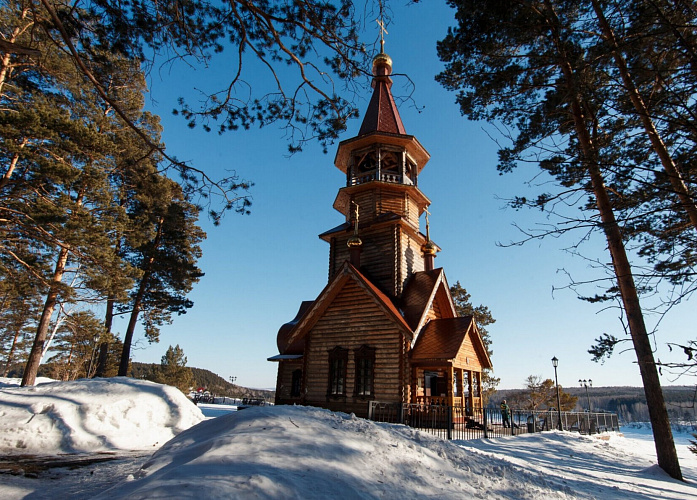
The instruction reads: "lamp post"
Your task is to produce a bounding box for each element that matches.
[578,379,592,411]
[552,356,563,430]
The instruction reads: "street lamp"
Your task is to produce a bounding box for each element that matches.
[578,379,592,411]
[552,356,563,430]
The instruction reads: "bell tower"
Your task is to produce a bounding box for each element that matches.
[320,47,437,298]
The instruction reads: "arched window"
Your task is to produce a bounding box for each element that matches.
[327,347,348,396]
[354,345,376,397]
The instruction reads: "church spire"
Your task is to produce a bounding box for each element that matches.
[357,21,406,136]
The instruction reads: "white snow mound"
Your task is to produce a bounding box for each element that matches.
[95,405,578,500]
[0,377,204,454]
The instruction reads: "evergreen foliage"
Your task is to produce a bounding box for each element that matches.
[449,281,500,402]
[153,344,194,393]
[437,0,693,480]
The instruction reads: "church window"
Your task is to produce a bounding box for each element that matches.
[328,347,348,396]
[290,369,302,397]
[354,345,375,397]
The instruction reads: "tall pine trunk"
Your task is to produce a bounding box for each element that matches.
[21,246,69,386]
[543,0,682,480]
[590,0,697,235]
[93,294,115,377]
[118,217,164,376]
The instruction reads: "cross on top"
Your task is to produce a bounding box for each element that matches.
[424,208,432,240]
[376,18,388,53]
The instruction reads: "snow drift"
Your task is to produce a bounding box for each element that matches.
[0,377,204,454]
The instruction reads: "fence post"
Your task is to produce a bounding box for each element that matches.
[447,405,452,440]
[483,408,489,439]
[399,402,404,424]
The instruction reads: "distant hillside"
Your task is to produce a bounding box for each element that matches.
[494,385,696,422]
[129,362,275,402]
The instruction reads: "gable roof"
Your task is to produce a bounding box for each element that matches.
[281,261,413,353]
[410,317,493,369]
[400,268,456,333]
[411,317,474,361]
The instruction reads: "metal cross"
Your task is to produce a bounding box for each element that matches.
[376,18,388,53]
[424,208,431,240]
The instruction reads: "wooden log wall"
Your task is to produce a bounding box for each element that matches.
[302,280,407,417]
[274,359,303,404]
[454,327,484,372]
[398,228,425,293]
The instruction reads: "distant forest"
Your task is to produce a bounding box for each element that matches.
[495,386,697,423]
[4,362,275,403]
[129,362,275,402]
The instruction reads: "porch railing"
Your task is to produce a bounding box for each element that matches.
[368,401,620,441]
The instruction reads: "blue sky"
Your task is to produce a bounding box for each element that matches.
[115,2,695,392]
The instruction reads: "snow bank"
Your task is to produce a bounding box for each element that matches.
[0,377,204,454]
[95,405,580,500]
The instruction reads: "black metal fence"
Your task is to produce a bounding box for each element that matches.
[368,401,620,441]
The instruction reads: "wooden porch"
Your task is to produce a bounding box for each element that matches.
[411,364,483,413]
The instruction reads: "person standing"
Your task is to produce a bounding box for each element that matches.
[500,400,511,428]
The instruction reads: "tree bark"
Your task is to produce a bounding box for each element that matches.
[591,0,697,236]
[94,293,115,377]
[21,246,69,386]
[543,0,683,481]
[118,217,165,376]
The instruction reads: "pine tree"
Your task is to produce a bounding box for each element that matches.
[46,310,104,380]
[437,0,683,479]
[155,344,193,393]
[117,184,205,376]
[0,4,159,386]
[15,0,369,214]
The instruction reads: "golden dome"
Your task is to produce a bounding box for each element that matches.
[372,52,392,76]
[421,240,437,255]
[347,235,363,248]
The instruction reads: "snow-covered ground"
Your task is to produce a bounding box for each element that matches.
[1,378,696,499]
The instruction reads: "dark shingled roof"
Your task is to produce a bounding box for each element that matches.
[410,317,475,362]
[400,269,444,330]
[358,77,407,136]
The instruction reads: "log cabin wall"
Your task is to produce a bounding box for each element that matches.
[274,359,304,405]
[301,280,406,418]
[454,332,484,373]
[398,229,425,294]
[328,226,401,297]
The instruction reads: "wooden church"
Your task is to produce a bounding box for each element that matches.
[268,47,492,419]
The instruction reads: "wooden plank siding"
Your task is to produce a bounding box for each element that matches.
[301,280,407,418]
[398,229,425,294]
[274,359,303,405]
[329,226,401,297]
[453,331,485,372]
